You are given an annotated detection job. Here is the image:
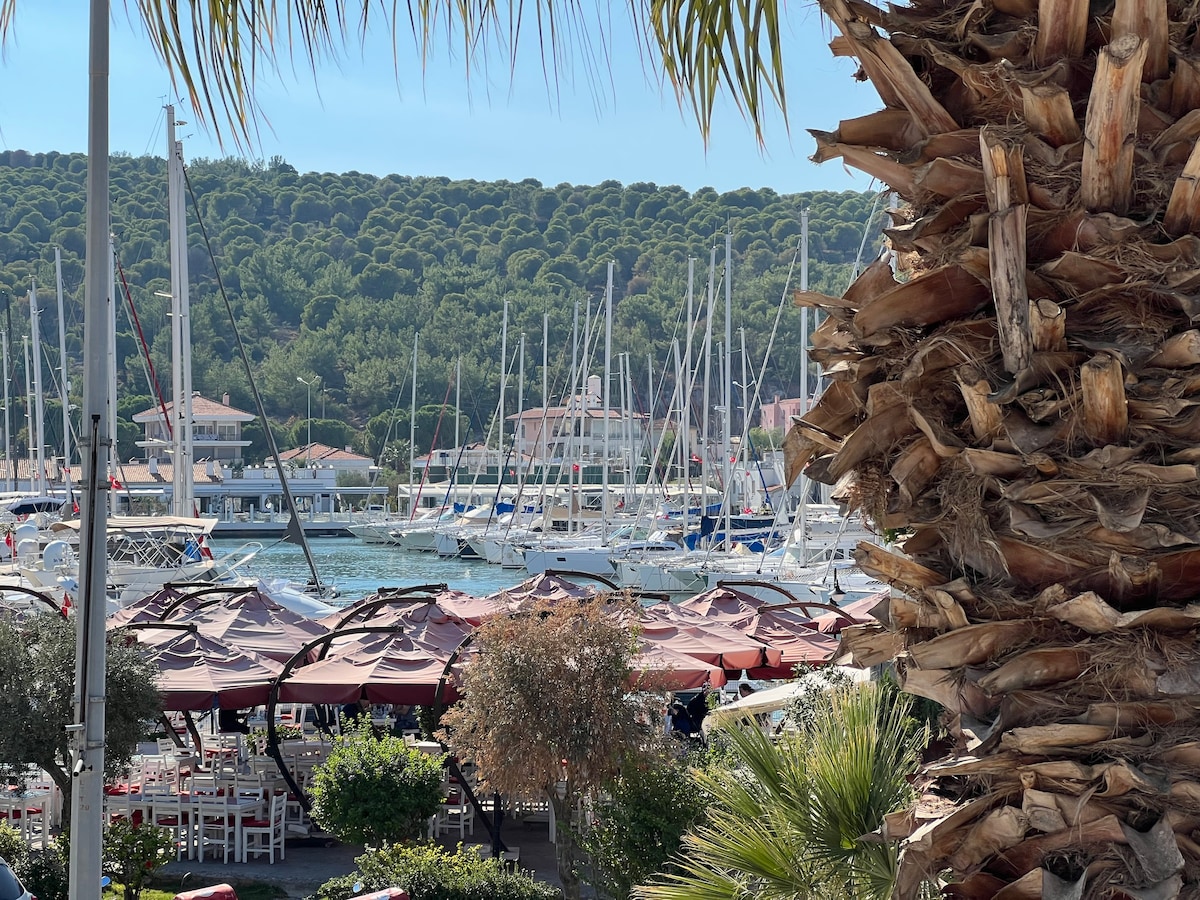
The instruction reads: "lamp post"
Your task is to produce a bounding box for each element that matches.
[297,375,320,466]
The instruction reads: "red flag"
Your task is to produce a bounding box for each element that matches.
[109,475,123,491]
[571,463,580,472]
[60,593,72,615]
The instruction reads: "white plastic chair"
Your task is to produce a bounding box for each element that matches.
[194,797,234,863]
[241,792,286,864]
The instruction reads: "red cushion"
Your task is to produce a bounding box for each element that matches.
[241,818,270,828]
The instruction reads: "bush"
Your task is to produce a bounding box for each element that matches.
[102,818,176,900]
[15,844,68,900]
[582,754,708,900]
[308,721,445,846]
[0,822,26,867]
[310,843,560,900]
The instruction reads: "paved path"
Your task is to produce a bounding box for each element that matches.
[158,817,564,899]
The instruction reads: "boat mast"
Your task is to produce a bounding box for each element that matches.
[515,331,525,506]
[108,236,118,515]
[683,258,694,518]
[602,261,613,534]
[541,314,549,469]
[724,232,734,548]
[55,248,72,501]
[498,300,508,475]
[22,336,33,494]
[701,247,716,522]
[29,282,47,495]
[800,207,810,413]
[167,106,194,517]
[2,330,10,492]
[408,331,418,517]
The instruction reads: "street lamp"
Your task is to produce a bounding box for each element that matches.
[297,375,320,465]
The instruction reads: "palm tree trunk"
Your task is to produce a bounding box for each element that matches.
[789,0,1200,895]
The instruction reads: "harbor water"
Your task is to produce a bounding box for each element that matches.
[211,536,529,602]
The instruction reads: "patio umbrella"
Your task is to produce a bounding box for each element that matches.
[810,590,888,634]
[631,644,728,690]
[277,631,459,706]
[636,604,783,672]
[105,585,189,628]
[173,590,330,663]
[341,601,473,654]
[484,572,597,607]
[133,627,283,711]
[742,613,841,678]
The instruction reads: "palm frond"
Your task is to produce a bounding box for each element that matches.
[646,0,786,143]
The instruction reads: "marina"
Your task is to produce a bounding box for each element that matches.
[220,535,533,601]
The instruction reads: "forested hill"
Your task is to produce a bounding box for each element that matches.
[0,149,883,461]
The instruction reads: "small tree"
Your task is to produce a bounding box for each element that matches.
[101,819,175,900]
[0,614,162,828]
[582,752,709,900]
[441,594,650,900]
[308,721,446,846]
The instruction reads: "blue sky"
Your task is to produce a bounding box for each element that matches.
[0,2,883,195]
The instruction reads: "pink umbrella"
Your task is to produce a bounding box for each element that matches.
[743,613,840,678]
[131,627,283,711]
[484,572,597,607]
[631,644,728,690]
[173,591,330,663]
[106,585,190,628]
[348,601,473,652]
[811,590,887,634]
[278,631,458,706]
[636,604,783,672]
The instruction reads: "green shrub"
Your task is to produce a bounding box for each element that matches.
[582,755,708,900]
[309,721,445,846]
[15,844,68,900]
[310,842,559,900]
[0,821,26,867]
[101,818,176,900]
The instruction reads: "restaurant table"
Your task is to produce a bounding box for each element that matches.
[110,791,266,862]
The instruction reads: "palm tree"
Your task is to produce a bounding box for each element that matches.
[784,0,1200,896]
[636,682,925,900]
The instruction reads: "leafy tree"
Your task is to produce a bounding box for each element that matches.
[441,594,650,900]
[0,614,161,829]
[582,752,709,900]
[308,722,446,846]
[101,819,175,900]
[636,682,925,900]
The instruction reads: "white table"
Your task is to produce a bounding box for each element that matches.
[113,792,266,862]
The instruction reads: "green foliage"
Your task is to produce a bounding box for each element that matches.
[0,615,162,828]
[582,754,708,900]
[636,682,926,900]
[0,152,884,460]
[0,822,26,867]
[102,819,176,900]
[15,843,68,900]
[311,842,559,900]
[308,722,446,846]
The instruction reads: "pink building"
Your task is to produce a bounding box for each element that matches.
[760,396,806,432]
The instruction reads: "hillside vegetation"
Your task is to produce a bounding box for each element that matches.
[0,149,881,461]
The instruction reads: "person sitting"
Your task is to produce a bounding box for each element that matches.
[391,704,420,734]
[668,701,695,737]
